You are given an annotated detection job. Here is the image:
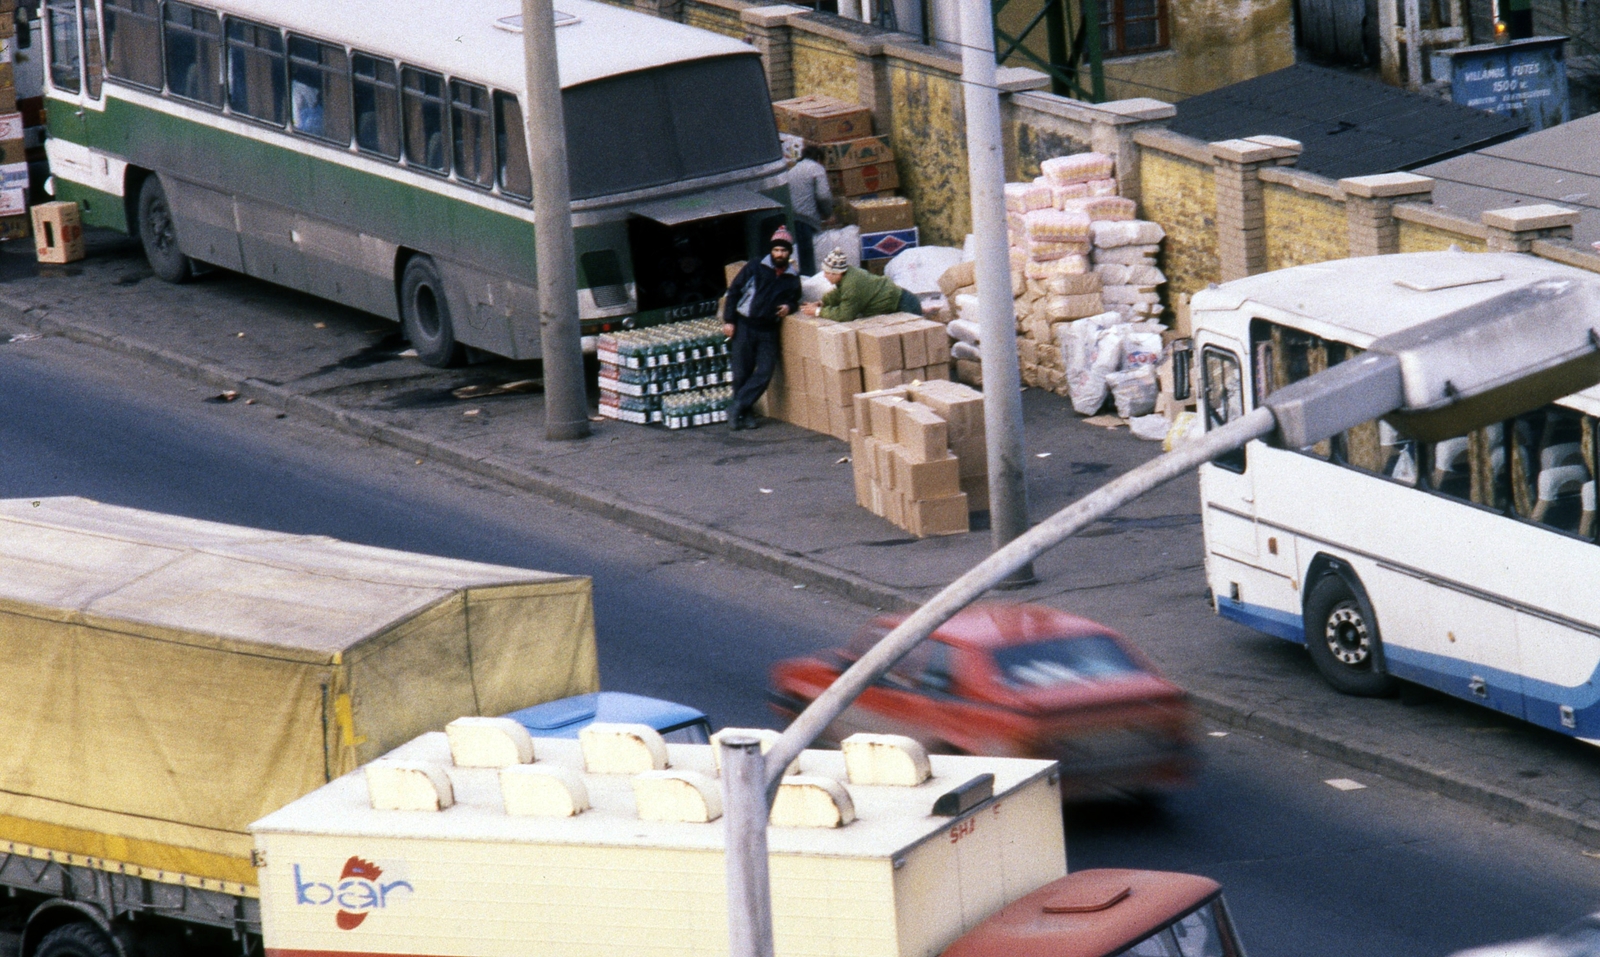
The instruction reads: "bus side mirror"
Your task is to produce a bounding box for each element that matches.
[1171,343,1192,402]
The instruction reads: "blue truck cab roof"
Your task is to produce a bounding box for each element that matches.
[502,691,712,744]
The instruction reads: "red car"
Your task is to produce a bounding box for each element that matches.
[769,603,1198,800]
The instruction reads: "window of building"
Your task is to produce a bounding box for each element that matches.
[225,18,285,124]
[45,0,79,93]
[1100,0,1168,57]
[288,35,350,144]
[494,91,530,200]
[105,0,163,90]
[401,66,448,174]
[450,79,493,190]
[83,0,104,98]
[164,1,223,107]
[352,53,400,159]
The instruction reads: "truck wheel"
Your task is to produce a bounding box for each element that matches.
[1305,574,1397,697]
[137,177,194,284]
[400,256,464,368]
[36,924,118,957]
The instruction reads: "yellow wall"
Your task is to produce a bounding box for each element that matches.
[1262,183,1348,272]
[1139,149,1218,297]
[1398,219,1489,253]
[682,3,744,38]
[791,33,860,105]
[887,61,971,247]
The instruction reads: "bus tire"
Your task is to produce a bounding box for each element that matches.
[1304,574,1397,697]
[400,256,464,368]
[35,924,119,957]
[137,177,194,284]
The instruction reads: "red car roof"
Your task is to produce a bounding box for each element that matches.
[877,603,1121,652]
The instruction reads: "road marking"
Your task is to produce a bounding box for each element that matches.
[1325,778,1367,791]
[1208,731,1229,737]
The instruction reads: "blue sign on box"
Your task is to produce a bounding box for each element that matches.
[860,227,918,262]
[1434,36,1569,132]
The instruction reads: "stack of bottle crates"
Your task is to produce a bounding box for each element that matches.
[597,318,735,429]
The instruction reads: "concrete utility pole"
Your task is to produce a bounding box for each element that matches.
[958,0,1034,582]
[523,0,590,441]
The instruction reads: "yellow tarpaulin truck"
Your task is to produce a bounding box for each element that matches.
[0,498,599,957]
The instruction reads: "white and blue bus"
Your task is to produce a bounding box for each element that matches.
[1194,250,1600,744]
[40,0,791,365]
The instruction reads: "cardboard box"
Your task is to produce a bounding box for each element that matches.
[884,487,905,527]
[819,136,894,170]
[772,95,874,143]
[868,393,905,442]
[908,493,970,536]
[873,441,896,491]
[806,390,829,434]
[822,365,863,407]
[828,163,899,197]
[826,398,855,439]
[816,322,860,370]
[857,325,904,372]
[955,358,982,388]
[842,196,914,233]
[860,226,917,262]
[926,326,951,365]
[854,386,908,432]
[866,367,911,390]
[921,361,951,381]
[893,402,948,463]
[892,450,961,501]
[0,137,21,165]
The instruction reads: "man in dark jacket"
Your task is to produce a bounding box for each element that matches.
[722,226,802,431]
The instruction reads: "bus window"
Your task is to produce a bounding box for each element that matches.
[225,18,284,125]
[1509,407,1595,537]
[1252,321,1332,458]
[163,1,222,108]
[1202,346,1245,472]
[104,0,161,90]
[288,36,350,145]
[82,0,102,98]
[450,80,493,190]
[352,53,400,160]
[1423,424,1506,506]
[494,91,530,200]
[401,66,448,174]
[45,0,78,93]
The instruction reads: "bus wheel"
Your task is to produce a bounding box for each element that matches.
[137,178,193,284]
[400,256,464,368]
[36,924,119,957]
[1305,575,1397,697]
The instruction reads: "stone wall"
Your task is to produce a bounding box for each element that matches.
[1261,173,1349,272]
[1134,131,1219,299]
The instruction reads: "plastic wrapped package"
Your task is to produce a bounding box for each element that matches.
[1163,410,1202,451]
[1063,196,1137,222]
[1091,220,1166,248]
[1026,239,1090,262]
[814,225,861,268]
[1045,272,1101,296]
[1129,413,1171,442]
[1024,255,1089,280]
[1041,152,1114,186]
[1003,182,1032,213]
[1046,294,1105,321]
[1102,285,1163,305]
[1094,244,1162,265]
[886,246,967,295]
[954,293,981,321]
[1087,177,1119,197]
[946,317,981,345]
[1121,329,1164,368]
[951,340,982,362]
[1058,311,1122,415]
[1051,183,1089,207]
[1106,365,1158,418]
[1023,208,1092,243]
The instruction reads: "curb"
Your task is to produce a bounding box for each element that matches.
[10,299,1600,848]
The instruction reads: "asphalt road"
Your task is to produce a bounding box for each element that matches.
[5,328,1600,957]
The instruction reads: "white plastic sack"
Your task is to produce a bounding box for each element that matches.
[885,246,966,296]
[814,225,861,270]
[1059,312,1121,416]
[1121,330,1164,370]
[1106,365,1158,419]
[954,293,981,321]
[951,341,982,362]
[1163,410,1202,451]
[1091,219,1166,248]
[946,318,981,346]
[1129,414,1171,442]
[800,273,835,304]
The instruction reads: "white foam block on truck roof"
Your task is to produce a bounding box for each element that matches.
[580,723,668,774]
[633,770,722,823]
[446,716,535,768]
[770,775,856,828]
[842,734,931,786]
[710,727,802,775]
[500,764,590,817]
[365,761,454,811]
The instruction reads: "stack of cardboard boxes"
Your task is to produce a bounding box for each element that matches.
[849,380,988,537]
[0,0,26,242]
[758,313,949,440]
[772,95,914,273]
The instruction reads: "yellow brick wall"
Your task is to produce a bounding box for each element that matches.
[682,5,744,38]
[1140,149,1218,297]
[1398,219,1488,253]
[1009,119,1092,183]
[791,34,860,105]
[1262,183,1348,271]
[887,61,970,247]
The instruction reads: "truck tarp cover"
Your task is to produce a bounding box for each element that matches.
[0,498,599,891]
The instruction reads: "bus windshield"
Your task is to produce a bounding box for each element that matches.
[564,54,781,200]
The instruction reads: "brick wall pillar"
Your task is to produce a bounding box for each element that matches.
[1482,204,1580,252]
[1082,99,1176,209]
[1210,136,1302,281]
[1339,173,1434,257]
[741,5,806,102]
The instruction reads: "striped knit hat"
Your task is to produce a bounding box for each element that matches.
[769,226,795,250]
[822,248,850,272]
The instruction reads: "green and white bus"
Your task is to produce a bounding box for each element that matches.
[40,0,792,365]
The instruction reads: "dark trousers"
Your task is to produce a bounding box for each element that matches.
[796,220,818,276]
[731,325,780,417]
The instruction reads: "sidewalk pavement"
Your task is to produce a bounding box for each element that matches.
[8,233,1600,845]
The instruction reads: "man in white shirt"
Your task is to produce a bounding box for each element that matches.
[785,146,834,276]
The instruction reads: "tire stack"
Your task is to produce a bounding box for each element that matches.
[596,318,734,428]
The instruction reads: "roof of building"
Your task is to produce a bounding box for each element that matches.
[1416,111,1600,249]
[210,0,756,92]
[1168,63,1527,179]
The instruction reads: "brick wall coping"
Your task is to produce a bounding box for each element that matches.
[1531,239,1600,274]
[1258,166,1344,200]
[877,35,965,71]
[1132,127,1214,164]
[742,3,808,27]
[1392,201,1489,239]
[1013,92,1175,126]
[693,0,753,14]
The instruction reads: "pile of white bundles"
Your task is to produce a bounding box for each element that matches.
[1057,312,1166,419]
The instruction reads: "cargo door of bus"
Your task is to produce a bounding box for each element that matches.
[1195,335,1258,564]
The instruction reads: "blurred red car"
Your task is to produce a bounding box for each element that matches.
[769,603,1198,800]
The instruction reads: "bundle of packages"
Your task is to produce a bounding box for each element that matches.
[1056,314,1167,418]
[938,261,983,387]
[1004,182,1053,213]
[1090,219,1167,321]
[597,317,734,427]
[1062,195,1137,222]
[1005,201,1104,394]
[848,379,989,535]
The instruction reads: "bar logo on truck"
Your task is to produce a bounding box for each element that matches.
[293,856,413,929]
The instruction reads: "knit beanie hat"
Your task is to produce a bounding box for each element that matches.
[822,248,850,272]
[769,226,795,250]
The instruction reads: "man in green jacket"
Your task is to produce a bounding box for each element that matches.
[801,248,922,321]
